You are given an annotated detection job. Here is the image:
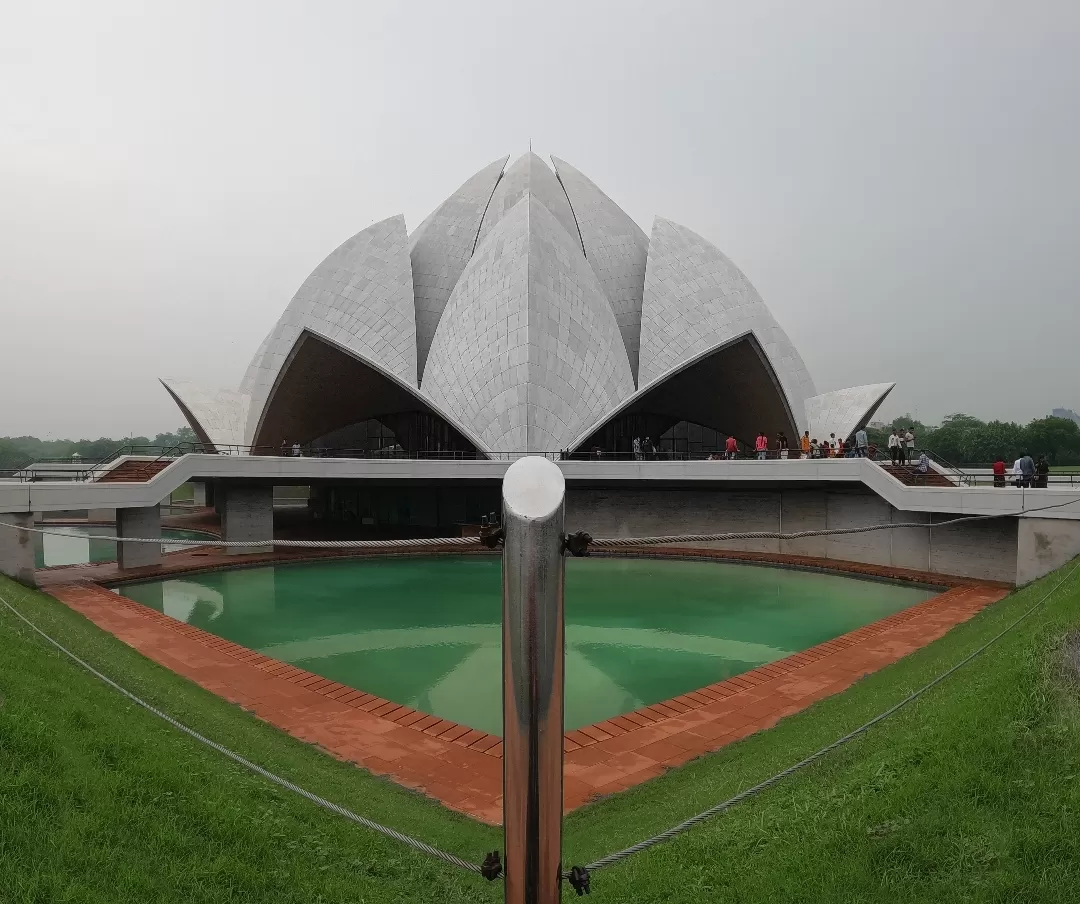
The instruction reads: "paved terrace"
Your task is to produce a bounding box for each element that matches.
[3,454,1080,519]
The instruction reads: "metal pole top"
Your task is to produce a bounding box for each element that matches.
[502,457,565,522]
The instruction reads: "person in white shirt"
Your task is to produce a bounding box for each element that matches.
[855,428,869,457]
[903,429,915,463]
[888,430,901,465]
[1012,458,1024,487]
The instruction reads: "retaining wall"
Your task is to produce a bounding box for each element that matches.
[565,486,1020,584]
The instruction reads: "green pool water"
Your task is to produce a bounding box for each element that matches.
[116,557,935,735]
[35,526,214,568]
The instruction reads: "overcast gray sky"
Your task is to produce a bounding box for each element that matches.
[2,0,1077,439]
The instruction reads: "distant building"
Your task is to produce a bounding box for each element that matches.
[1052,408,1080,425]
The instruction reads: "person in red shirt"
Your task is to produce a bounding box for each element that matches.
[992,455,1006,488]
[755,431,769,460]
[725,435,738,460]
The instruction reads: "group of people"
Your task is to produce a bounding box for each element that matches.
[993,453,1051,489]
[279,440,302,457]
[630,436,660,460]
[702,428,874,460]
[886,428,918,465]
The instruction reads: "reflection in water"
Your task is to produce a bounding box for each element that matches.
[116,556,934,736]
[34,525,215,568]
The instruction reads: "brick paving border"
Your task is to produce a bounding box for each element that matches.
[39,548,1008,824]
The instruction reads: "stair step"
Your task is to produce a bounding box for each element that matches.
[879,464,955,488]
[96,460,172,483]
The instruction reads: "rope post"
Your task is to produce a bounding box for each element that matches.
[501,457,566,904]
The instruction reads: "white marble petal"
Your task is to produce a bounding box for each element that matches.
[159,380,251,450]
[805,383,896,443]
[422,194,634,453]
[638,217,817,431]
[474,152,582,253]
[409,155,508,379]
[551,156,649,381]
[238,325,274,396]
[243,214,417,444]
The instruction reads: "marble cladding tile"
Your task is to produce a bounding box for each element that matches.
[638,217,818,431]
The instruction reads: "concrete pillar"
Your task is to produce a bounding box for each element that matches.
[1016,517,1080,585]
[0,512,37,587]
[88,508,117,523]
[191,482,208,507]
[116,505,162,570]
[221,484,273,555]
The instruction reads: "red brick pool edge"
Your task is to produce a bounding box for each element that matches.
[43,565,1007,826]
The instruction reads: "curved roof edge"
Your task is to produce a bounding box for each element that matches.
[409,155,509,380]
[250,326,493,457]
[804,382,896,443]
[565,329,798,452]
[160,380,251,451]
[550,155,649,382]
[639,216,817,431]
[243,214,417,443]
[238,326,274,396]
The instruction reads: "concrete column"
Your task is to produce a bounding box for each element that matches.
[88,508,117,523]
[191,482,208,507]
[0,512,37,587]
[1016,517,1080,585]
[116,505,162,570]
[221,484,273,555]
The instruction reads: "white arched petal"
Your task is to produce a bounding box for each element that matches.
[239,325,274,396]
[638,217,817,431]
[423,194,634,453]
[159,380,250,451]
[409,155,508,379]
[474,152,582,253]
[244,215,417,444]
[805,383,896,443]
[551,156,649,381]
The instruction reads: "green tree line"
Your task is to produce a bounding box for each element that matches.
[0,427,195,472]
[866,414,1080,466]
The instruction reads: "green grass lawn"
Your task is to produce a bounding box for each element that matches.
[2,561,1079,902]
[168,482,195,502]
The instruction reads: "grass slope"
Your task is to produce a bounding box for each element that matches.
[2,562,1079,902]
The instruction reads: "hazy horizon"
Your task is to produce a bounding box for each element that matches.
[3,1,1078,439]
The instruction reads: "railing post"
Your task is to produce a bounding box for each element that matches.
[501,456,566,904]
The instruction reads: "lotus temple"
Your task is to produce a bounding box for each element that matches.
[159,152,894,457]
[4,152,1079,593]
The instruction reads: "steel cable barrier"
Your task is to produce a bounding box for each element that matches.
[1,502,1079,894]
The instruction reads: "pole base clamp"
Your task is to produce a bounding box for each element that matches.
[480,850,502,880]
[478,525,505,549]
[567,865,591,895]
[563,531,593,557]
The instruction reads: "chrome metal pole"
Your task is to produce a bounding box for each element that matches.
[501,456,566,904]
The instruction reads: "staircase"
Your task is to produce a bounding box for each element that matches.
[878,464,955,488]
[96,460,173,483]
